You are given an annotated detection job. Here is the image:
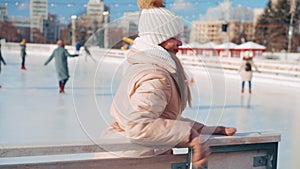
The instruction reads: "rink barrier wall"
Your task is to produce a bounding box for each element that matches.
[0,132,280,169]
[3,42,300,77]
[178,55,300,78]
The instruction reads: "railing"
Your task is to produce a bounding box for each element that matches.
[178,55,300,78]
[91,48,300,78]
[3,42,300,77]
[0,132,280,169]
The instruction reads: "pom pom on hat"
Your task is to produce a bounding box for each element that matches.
[137,0,164,9]
[138,2,183,45]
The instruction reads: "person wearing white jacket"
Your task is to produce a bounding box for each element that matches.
[239,51,260,94]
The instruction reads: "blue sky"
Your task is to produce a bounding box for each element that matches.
[1,0,269,23]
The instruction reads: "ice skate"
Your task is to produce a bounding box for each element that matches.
[59,84,65,93]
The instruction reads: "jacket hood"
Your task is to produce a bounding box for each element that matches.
[126,37,176,74]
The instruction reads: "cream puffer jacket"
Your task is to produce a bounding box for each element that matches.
[102,37,205,157]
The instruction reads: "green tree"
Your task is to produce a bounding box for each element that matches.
[255,0,300,52]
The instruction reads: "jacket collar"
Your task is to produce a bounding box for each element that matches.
[126,36,191,108]
[126,37,176,74]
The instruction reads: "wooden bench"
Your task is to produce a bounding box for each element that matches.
[0,132,280,169]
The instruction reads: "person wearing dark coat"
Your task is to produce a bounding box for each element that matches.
[44,40,79,93]
[0,43,7,88]
[20,38,27,70]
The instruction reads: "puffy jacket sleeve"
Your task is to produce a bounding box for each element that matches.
[180,117,205,132]
[125,71,192,147]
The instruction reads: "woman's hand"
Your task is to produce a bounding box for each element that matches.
[189,129,211,169]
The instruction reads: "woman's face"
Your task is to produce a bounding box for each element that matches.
[160,36,182,55]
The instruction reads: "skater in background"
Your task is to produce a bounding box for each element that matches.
[121,37,134,50]
[83,45,96,62]
[239,51,260,94]
[44,40,79,93]
[75,41,82,54]
[20,38,27,70]
[0,43,7,88]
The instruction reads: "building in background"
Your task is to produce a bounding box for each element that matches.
[190,6,258,45]
[65,0,111,47]
[190,20,224,44]
[123,11,139,35]
[0,5,7,22]
[43,14,60,44]
[106,11,139,49]
[30,0,48,43]
[87,0,110,26]
[181,25,191,44]
[228,21,255,43]
[10,17,31,41]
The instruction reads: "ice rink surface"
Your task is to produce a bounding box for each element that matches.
[0,46,299,168]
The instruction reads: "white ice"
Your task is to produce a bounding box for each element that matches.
[0,45,299,168]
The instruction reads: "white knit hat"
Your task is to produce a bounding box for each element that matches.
[138,7,183,45]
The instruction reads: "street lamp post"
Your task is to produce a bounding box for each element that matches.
[103,11,109,49]
[224,0,230,58]
[71,15,77,46]
[287,0,296,54]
